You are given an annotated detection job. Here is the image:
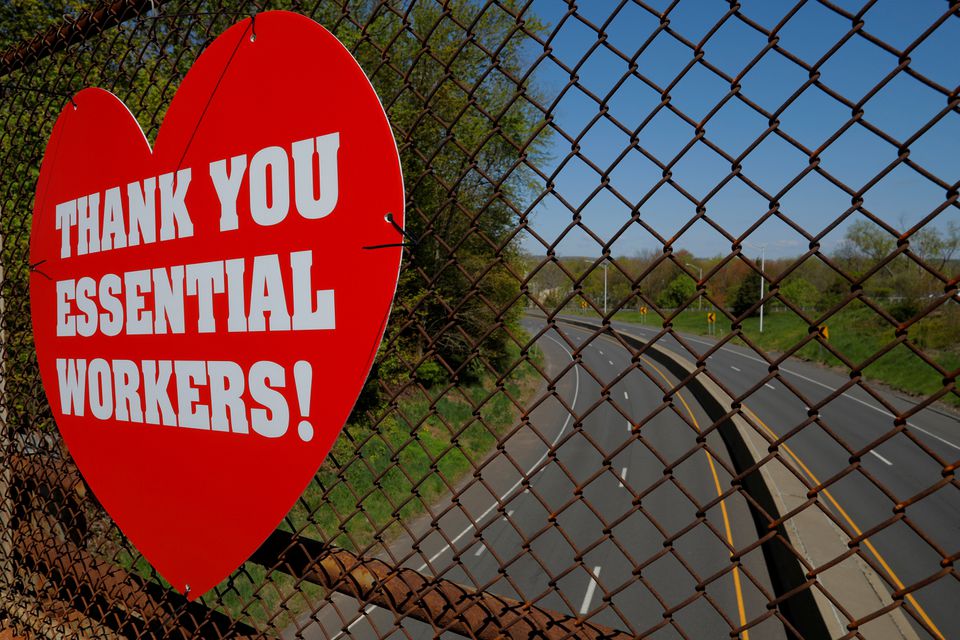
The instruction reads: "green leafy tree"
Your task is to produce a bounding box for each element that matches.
[0,1,86,47]
[657,275,696,309]
[326,0,550,391]
[730,271,761,317]
[780,277,819,310]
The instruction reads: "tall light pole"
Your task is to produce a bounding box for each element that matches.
[601,259,610,315]
[685,262,703,311]
[745,243,767,333]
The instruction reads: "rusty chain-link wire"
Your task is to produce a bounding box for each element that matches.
[0,1,957,639]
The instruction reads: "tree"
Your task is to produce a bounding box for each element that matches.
[730,270,761,317]
[780,277,819,310]
[657,275,696,309]
[0,1,86,48]
[347,0,549,385]
[837,218,960,302]
[838,219,895,270]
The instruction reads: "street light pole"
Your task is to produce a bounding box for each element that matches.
[685,262,702,311]
[745,242,767,333]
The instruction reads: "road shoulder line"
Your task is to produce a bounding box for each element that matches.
[415,332,581,572]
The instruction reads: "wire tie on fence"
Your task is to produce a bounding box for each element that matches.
[29,260,51,281]
[174,22,249,172]
[250,14,257,42]
[363,212,416,250]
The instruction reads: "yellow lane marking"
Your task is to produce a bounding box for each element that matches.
[743,406,945,640]
[633,349,751,639]
[568,322,941,637]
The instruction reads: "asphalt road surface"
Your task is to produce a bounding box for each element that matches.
[286,315,957,639]
[288,318,788,639]
[587,314,959,640]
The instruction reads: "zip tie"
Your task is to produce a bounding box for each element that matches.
[29,259,51,280]
[364,212,415,250]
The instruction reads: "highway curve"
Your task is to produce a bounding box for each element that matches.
[287,318,793,639]
[590,315,958,640]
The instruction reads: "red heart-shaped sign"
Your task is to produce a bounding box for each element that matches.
[29,11,403,599]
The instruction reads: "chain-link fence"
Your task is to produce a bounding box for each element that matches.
[1,1,957,638]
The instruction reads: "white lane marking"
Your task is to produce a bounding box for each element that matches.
[624,391,629,400]
[626,420,632,432]
[476,509,516,557]
[777,369,960,451]
[605,321,960,451]
[730,365,741,372]
[869,450,893,466]
[765,383,775,390]
[618,467,628,488]
[609,359,614,365]
[599,350,604,355]
[416,333,580,572]
[330,604,376,640]
[579,566,602,615]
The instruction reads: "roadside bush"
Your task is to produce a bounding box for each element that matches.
[888,299,921,323]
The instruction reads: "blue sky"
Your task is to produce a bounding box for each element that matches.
[519,0,959,259]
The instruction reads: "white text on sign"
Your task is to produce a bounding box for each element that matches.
[48,133,343,442]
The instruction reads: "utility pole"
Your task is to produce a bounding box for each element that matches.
[685,262,702,311]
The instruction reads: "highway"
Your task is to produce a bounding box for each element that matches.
[286,315,958,639]
[591,314,959,640]
[288,318,788,638]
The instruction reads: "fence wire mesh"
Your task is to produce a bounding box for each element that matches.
[0,1,957,639]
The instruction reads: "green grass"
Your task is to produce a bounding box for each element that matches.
[569,304,959,407]
[285,339,543,550]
